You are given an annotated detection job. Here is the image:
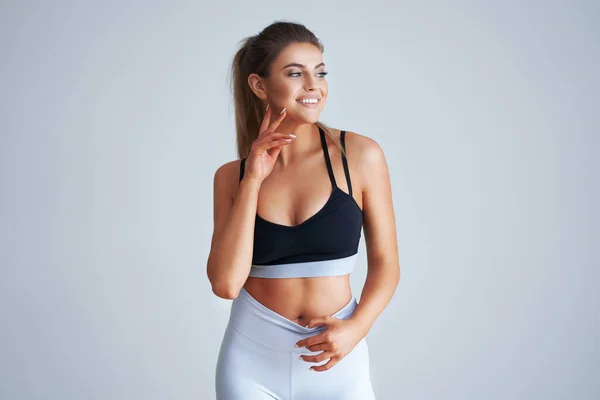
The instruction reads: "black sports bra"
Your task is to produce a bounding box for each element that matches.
[239,127,363,278]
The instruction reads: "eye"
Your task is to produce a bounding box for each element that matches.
[288,71,329,78]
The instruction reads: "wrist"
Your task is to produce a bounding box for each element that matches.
[349,315,372,337]
[240,176,262,191]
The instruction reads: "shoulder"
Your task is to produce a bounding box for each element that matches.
[213,158,244,200]
[340,129,387,174]
[214,158,243,181]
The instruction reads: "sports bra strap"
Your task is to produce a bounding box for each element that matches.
[239,157,246,183]
[319,127,337,189]
[340,130,353,196]
[241,129,352,195]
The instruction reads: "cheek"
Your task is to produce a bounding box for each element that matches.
[270,77,296,92]
[271,87,298,107]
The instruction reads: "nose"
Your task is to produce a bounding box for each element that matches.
[303,74,318,91]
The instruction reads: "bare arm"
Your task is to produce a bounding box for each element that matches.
[349,136,401,334]
[206,107,293,299]
[206,161,261,299]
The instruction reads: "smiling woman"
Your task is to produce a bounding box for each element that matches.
[207,20,400,400]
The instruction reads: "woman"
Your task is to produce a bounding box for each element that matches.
[207,21,400,399]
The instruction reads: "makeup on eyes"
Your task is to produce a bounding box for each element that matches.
[288,71,328,78]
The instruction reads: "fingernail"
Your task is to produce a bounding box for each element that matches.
[289,134,296,138]
[266,104,270,111]
[295,344,299,348]
[280,107,286,115]
[309,367,315,372]
[299,355,303,360]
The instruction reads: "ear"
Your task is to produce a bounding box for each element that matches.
[248,73,268,100]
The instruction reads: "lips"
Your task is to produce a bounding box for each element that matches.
[296,98,320,109]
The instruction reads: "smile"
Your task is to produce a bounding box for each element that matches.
[296,98,320,108]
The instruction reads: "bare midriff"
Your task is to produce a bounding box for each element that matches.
[243,274,353,327]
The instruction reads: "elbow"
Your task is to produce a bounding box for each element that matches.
[211,282,240,300]
[208,269,240,300]
[206,256,242,299]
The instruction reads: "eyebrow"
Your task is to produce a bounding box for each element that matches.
[281,62,325,70]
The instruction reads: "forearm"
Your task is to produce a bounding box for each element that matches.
[350,261,400,336]
[207,177,261,297]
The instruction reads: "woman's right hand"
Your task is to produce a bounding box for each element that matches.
[243,105,295,184]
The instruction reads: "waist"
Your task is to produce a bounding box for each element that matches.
[230,286,358,352]
[244,274,351,320]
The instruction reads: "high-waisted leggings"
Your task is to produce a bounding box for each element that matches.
[215,286,376,399]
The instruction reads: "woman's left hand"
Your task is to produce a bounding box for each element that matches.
[295,316,367,372]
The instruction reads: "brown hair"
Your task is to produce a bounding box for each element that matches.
[229,20,345,159]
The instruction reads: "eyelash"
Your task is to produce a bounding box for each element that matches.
[288,71,329,78]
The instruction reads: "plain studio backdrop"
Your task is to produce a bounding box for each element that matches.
[1,1,598,399]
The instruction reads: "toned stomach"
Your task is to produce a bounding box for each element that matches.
[243,274,353,327]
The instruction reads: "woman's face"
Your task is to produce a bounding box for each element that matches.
[251,42,328,124]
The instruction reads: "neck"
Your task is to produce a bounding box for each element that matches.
[274,120,321,167]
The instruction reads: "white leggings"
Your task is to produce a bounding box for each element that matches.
[215,286,376,399]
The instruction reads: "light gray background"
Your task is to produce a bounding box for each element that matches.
[1,1,598,399]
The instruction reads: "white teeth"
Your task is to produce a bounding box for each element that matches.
[297,98,319,103]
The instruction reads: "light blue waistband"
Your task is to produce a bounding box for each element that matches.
[229,286,358,352]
